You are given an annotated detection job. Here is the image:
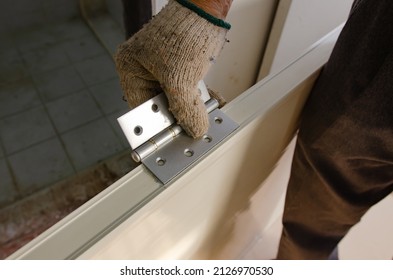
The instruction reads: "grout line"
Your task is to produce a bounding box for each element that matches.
[2,113,108,158]
[84,85,126,150]
[3,135,58,158]
[64,18,127,151]
[76,10,131,149]
[0,102,43,122]
[11,20,91,55]
[0,40,45,197]
[25,49,78,174]
[0,135,22,198]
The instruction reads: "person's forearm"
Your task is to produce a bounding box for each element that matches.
[190,0,233,19]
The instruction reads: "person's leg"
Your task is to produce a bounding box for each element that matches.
[277,0,393,259]
[121,0,152,39]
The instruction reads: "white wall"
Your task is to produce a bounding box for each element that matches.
[152,0,168,15]
[204,0,279,102]
[258,0,353,79]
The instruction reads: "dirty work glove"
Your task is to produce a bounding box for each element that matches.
[115,0,231,138]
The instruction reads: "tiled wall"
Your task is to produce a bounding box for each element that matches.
[0,0,79,35]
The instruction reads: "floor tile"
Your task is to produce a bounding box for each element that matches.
[60,35,107,63]
[106,109,131,149]
[50,19,91,41]
[0,106,56,155]
[88,15,125,54]
[0,34,15,53]
[46,90,102,133]
[42,1,79,24]
[22,44,70,73]
[13,26,57,53]
[62,118,124,170]
[0,79,42,118]
[74,55,118,86]
[2,0,47,34]
[32,65,85,102]
[89,78,128,115]
[8,138,75,194]
[0,159,16,206]
[0,48,30,84]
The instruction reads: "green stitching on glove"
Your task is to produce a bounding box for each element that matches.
[176,0,232,30]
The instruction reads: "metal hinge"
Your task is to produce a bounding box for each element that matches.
[117,81,239,184]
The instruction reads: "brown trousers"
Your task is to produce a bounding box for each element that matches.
[277,0,393,259]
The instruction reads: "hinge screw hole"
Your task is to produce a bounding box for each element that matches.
[156,157,166,166]
[152,104,160,113]
[184,149,194,157]
[134,126,143,136]
[203,135,212,143]
[214,117,223,124]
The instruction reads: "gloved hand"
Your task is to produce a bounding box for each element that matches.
[114,0,231,138]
